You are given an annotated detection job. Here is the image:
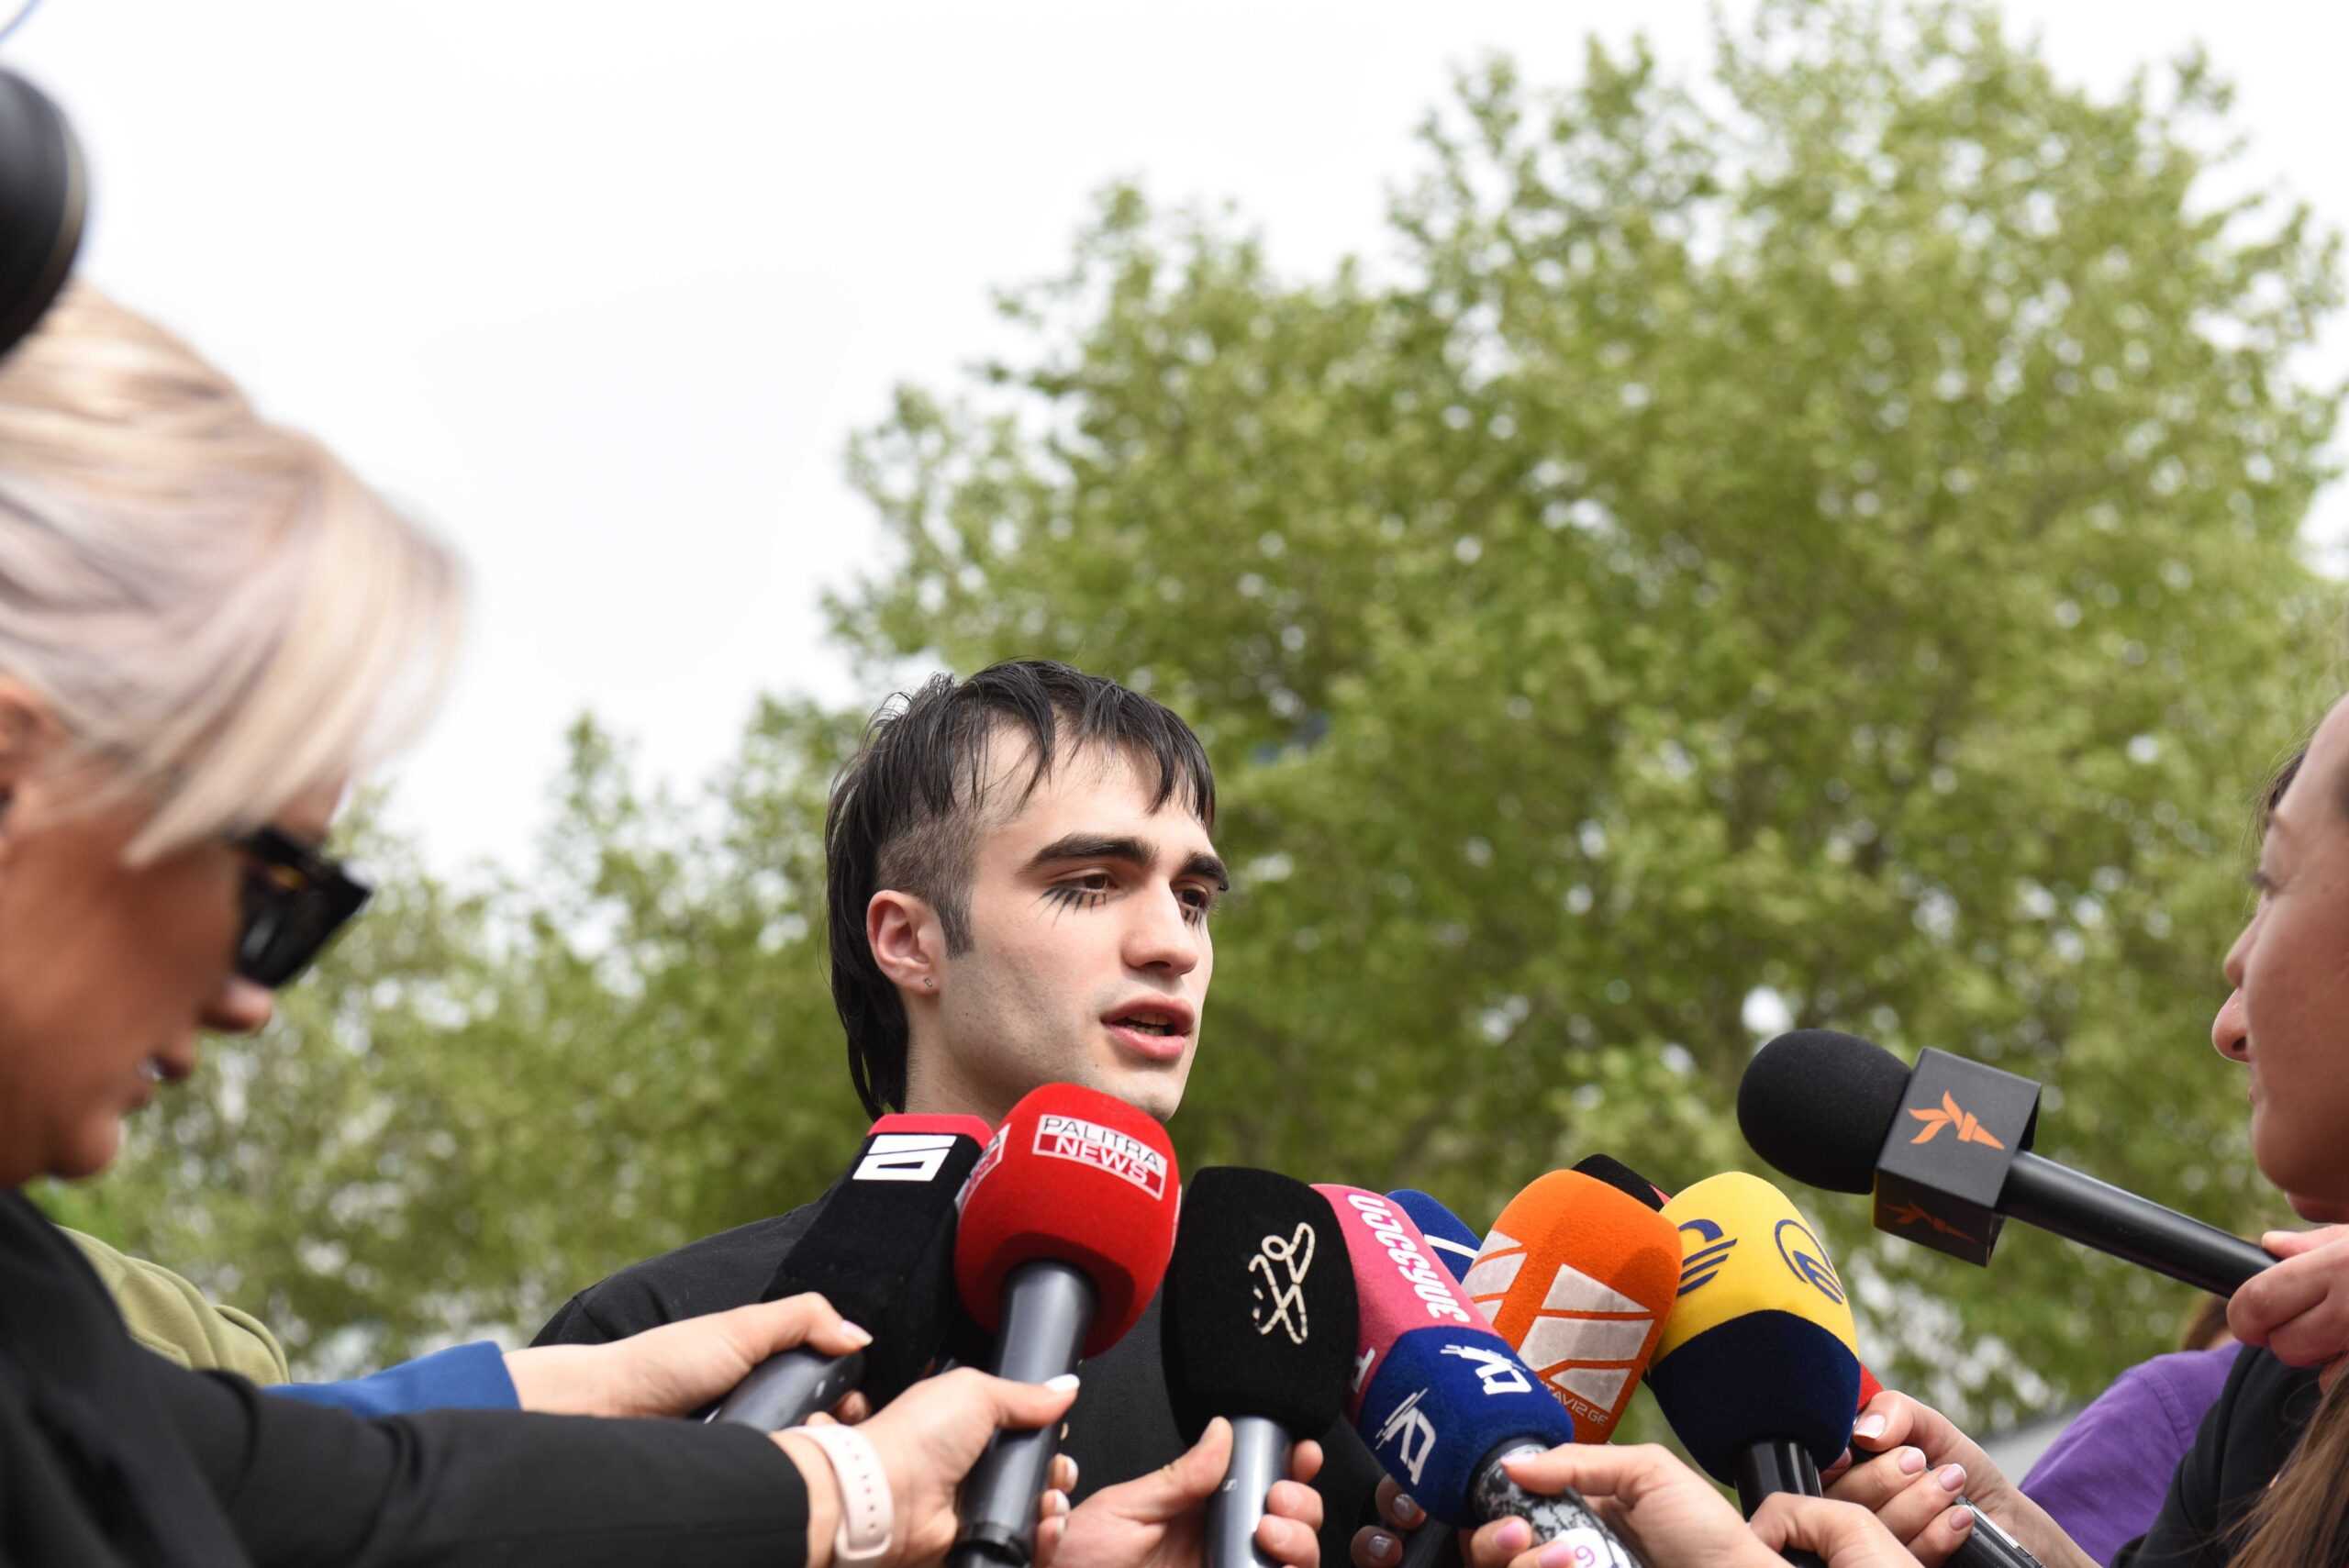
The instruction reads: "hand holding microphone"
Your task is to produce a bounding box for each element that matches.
[1457,1446,1920,1568]
[713,1113,994,1430]
[1586,1153,2044,1568]
[777,1364,1083,1568]
[1317,1184,1647,1568]
[1161,1167,1357,1568]
[950,1085,1182,1568]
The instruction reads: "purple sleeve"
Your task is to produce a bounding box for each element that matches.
[2019,1345,2242,1567]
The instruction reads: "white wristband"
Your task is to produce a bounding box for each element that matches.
[788,1422,894,1565]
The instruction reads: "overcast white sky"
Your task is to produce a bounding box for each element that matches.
[10,2,2348,875]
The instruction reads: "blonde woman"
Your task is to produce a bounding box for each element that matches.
[0,285,1078,1567]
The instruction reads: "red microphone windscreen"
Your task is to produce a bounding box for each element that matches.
[1464,1171,1679,1442]
[1856,1363,1884,1410]
[954,1083,1181,1358]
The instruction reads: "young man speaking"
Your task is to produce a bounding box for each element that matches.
[535,659,1375,1567]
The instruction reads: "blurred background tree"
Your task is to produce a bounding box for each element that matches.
[52,0,2346,1430]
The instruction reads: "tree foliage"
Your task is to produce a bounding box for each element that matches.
[834,0,2342,1422]
[51,0,2346,1429]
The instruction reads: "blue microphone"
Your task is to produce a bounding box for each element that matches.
[1387,1189,1482,1284]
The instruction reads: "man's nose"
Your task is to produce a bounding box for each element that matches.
[1125,891,1202,976]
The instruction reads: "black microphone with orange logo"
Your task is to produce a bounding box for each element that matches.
[1739,1029,2273,1294]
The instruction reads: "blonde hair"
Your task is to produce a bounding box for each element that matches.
[0,284,462,861]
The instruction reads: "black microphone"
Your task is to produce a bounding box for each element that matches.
[710,1113,992,1429]
[1739,1029,2274,1294]
[1163,1169,1361,1568]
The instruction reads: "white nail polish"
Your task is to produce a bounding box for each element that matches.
[1044,1373,1080,1393]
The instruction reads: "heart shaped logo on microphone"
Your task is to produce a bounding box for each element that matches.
[1249,1222,1317,1343]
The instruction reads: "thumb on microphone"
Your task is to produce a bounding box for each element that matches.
[841,1367,1082,1564]
[1749,1493,1935,1568]
[1046,1417,1326,1568]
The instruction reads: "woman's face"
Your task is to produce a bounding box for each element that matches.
[0,767,336,1187]
[2218,695,2349,1219]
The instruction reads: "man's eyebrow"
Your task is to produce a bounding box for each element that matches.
[1024,834,1157,873]
[1021,834,1231,890]
[1180,851,1231,892]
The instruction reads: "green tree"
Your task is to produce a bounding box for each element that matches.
[48,0,2344,1431]
[834,0,2343,1423]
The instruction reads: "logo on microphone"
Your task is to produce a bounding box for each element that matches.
[1884,1200,1980,1246]
[1344,1193,1474,1325]
[853,1133,963,1183]
[1249,1223,1317,1344]
[1032,1115,1169,1198]
[1675,1218,1736,1296]
[1441,1341,1533,1396]
[957,1125,1008,1209]
[1374,1388,1439,1485]
[1511,1262,1658,1421]
[1908,1091,2006,1150]
[1772,1218,1846,1306]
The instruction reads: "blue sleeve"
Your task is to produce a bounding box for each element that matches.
[269,1341,518,1417]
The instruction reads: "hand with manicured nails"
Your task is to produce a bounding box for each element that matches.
[1823,1391,2095,1568]
[1749,1494,1934,1568]
[504,1291,880,1418]
[1449,1443,1917,1567]
[2230,1225,2349,1387]
[1037,1417,1325,1568]
[776,1365,1083,1568]
[1350,1476,1434,1567]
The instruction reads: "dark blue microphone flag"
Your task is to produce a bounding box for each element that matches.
[1386,1189,1481,1283]
[1356,1326,1578,1525]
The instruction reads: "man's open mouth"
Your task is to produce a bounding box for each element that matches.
[1111,1015,1180,1037]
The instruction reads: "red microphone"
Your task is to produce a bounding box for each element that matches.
[950,1084,1181,1568]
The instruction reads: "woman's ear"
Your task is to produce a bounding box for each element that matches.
[867,888,945,998]
[0,678,61,834]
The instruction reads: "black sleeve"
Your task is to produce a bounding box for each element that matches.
[531,1211,824,1349]
[532,1288,620,1348]
[149,1356,813,1568]
[2115,1344,2257,1568]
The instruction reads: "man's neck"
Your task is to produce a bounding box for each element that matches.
[901,1048,1014,1129]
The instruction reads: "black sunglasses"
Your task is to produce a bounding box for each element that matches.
[228,827,372,988]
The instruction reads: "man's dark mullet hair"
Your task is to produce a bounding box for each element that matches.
[827,659,1216,1117]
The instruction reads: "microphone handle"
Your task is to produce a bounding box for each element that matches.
[2000,1154,2273,1295]
[707,1346,865,1431]
[1397,1517,1462,1568]
[1205,1414,1291,1568]
[1467,1442,1647,1568]
[1731,1441,1825,1568]
[1948,1501,2050,1568]
[1732,1440,1820,1514]
[950,1260,1098,1568]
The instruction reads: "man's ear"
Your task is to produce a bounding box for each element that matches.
[867,888,945,996]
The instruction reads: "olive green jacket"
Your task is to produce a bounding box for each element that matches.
[61,1226,290,1384]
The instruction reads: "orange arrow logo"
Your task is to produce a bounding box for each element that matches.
[1909,1091,2005,1150]
[1884,1200,1980,1246]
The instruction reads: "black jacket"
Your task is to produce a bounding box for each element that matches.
[0,1191,812,1567]
[2114,1345,2323,1568]
[536,1196,1391,1567]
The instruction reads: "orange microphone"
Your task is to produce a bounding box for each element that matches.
[1460,1170,1680,1442]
